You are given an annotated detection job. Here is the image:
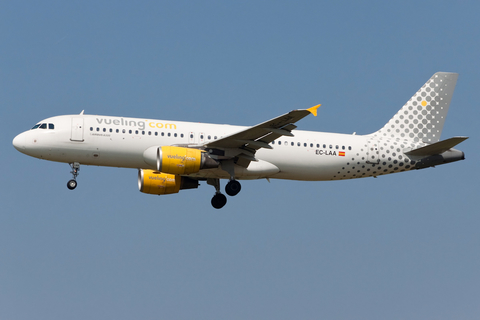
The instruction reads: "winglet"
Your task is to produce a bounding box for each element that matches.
[307,104,320,117]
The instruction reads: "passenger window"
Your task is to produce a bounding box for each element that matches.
[155,132,158,136]
[96,127,100,132]
[291,142,294,146]
[142,131,145,135]
[116,129,119,133]
[129,130,132,134]
[304,143,307,147]
[168,133,171,137]
[323,144,326,148]
[49,124,54,129]
[174,133,177,137]
[190,134,194,139]
[135,130,138,134]
[316,144,319,148]
[103,128,107,132]
[161,132,164,136]
[181,134,184,138]
[348,146,352,150]
[122,129,126,133]
[39,124,47,129]
[310,143,313,147]
[297,142,301,146]
[148,131,151,135]
[329,145,332,149]
[90,127,93,131]
[342,146,345,150]
[335,145,339,149]
[109,128,112,133]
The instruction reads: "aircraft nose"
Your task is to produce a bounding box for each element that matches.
[12,133,26,151]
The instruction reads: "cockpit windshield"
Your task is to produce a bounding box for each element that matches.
[31,123,55,130]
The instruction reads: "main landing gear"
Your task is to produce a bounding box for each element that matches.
[211,192,227,209]
[225,180,241,196]
[208,178,242,209]
[67,162,80,190]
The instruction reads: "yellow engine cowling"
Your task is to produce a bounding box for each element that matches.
[159,146,203,174]
[138,169,199,195]
[143,146,218,174]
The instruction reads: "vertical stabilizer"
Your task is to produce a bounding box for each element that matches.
[373,72,458,143]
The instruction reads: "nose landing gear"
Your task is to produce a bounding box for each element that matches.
[67,162,80,190]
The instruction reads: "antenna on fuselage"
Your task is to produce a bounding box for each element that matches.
[80,110,84,115]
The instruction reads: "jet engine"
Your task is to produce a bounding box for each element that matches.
[138,169,199,195]
[143,146,218,174]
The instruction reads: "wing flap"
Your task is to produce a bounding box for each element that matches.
[236,139,273,149]
[263,127,294,137]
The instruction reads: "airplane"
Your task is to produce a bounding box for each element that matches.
[12,72,468,209]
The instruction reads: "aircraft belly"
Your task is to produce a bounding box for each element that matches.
[257,149,342,181]
[188,160,280,180]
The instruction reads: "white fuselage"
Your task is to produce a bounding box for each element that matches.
[13,114,423,181]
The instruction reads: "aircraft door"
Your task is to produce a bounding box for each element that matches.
[366,139,379,164]
[71,117,84,142]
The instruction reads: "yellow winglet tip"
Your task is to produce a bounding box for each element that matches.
[307,104,321,117]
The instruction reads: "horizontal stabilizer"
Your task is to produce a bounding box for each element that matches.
[405,137,468,157]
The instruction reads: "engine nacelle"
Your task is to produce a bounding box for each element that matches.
[138,169,199,195]
[143,146,218,174]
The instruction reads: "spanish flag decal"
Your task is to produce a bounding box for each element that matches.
[339,151,345,156]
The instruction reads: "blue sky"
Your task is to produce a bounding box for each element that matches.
[1,1,479,319]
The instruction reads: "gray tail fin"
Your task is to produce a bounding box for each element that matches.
[373,72,458,143]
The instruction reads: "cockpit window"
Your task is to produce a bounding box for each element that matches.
[31,123,55,130]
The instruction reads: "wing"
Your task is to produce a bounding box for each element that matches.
[205,105,320,152]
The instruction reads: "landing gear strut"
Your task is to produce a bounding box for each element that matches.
[67,162,80,190]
